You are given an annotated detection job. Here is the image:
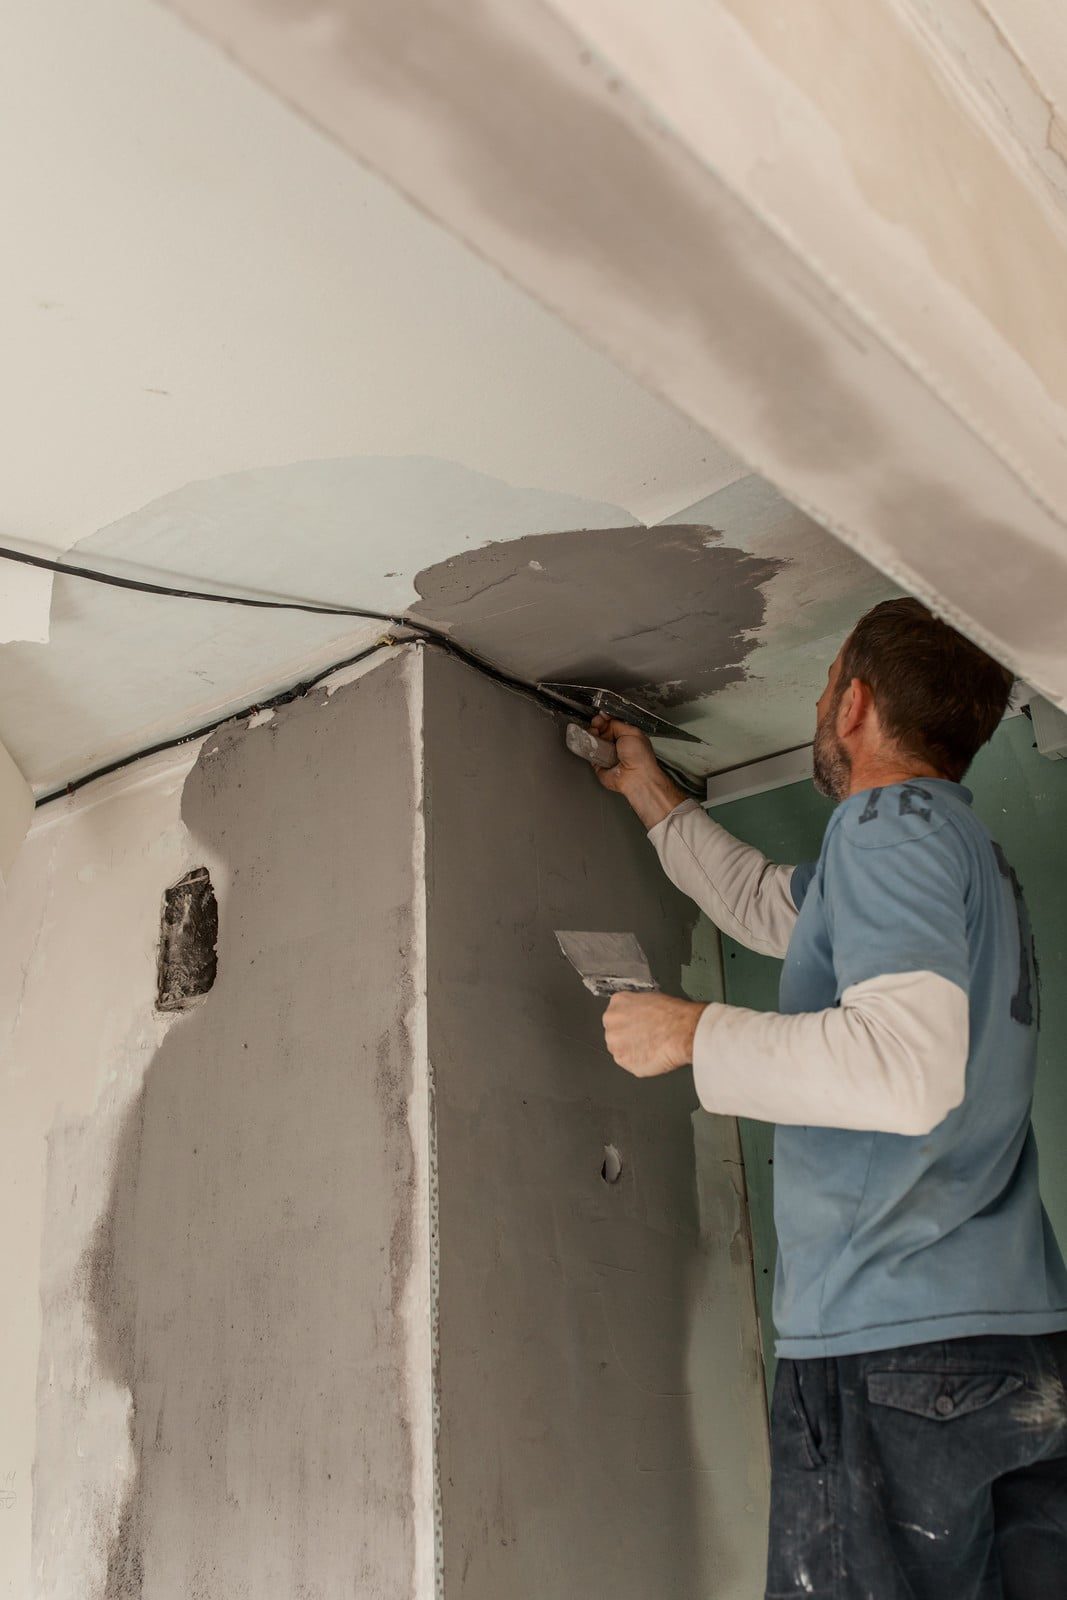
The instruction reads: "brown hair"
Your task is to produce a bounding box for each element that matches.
[838,598,1013,781]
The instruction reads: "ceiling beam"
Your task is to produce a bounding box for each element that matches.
[158,0,1067,703]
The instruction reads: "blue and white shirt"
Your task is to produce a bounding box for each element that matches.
[649,783,1067,1358]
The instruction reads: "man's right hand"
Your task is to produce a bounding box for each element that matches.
[590,715,688,830]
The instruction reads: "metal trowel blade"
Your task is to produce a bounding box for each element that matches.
[539,683,703,744]
[555,931,658,997]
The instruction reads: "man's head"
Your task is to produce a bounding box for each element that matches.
[813,598,1014,802]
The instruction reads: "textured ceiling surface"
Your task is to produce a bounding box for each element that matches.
[1,458,890,793]
[0,0,891,794]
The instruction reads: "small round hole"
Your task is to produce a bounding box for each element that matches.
[601,1144,623,1184]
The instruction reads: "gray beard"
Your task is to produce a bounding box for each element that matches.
[812,711,851,802]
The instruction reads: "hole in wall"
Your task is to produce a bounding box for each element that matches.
[601,1144,623,1185]
[157,866,218,1011]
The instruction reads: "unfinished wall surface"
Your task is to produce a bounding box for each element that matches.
[3,643,768,1597]
[423,650,768,1599]
[715,715,1067,1389]
[1,650,433,1598]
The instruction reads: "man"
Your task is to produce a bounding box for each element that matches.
[593,598,1067,1600]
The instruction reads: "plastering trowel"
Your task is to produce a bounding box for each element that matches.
[540,681,703,773]
[555,931,658,997]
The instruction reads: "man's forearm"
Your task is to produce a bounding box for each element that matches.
[622,768,688,831]
[593,722,798,951]
[648,801,799,958]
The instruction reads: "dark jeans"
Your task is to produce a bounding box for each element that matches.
[766,1331,1067,1599]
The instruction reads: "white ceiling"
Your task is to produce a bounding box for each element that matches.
[1,0,738,549]
[0,0,890,794]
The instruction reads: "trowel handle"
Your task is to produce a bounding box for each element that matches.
[565,722,619,770]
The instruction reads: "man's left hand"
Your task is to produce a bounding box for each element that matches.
[602,993,706,1077]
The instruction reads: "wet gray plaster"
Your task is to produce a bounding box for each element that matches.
[37,654,423,1597]
[412,523,782,708]
[422,648,769,1598]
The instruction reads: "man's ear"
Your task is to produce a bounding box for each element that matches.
[837,677,870,738]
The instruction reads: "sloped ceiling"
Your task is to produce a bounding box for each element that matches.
[0,0,889,794]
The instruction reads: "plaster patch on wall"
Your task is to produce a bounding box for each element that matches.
[422,650,768,1596]
[33,653,426,1597]
[412,523,783,709]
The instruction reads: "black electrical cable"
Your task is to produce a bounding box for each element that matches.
[0,541,416,626]
[32,639,397,805]
[1,543,708,805]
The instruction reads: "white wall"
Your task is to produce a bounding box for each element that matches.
[0,744,203,1596]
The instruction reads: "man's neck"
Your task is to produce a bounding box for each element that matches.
[846,759,945,798]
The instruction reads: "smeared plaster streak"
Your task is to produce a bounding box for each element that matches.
[158,0,1067,705]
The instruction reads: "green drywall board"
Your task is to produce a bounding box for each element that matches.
[709,716,1067,1392]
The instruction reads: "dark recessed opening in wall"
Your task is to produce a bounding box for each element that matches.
[601,1144,623,1185]
[157,867,218,1012]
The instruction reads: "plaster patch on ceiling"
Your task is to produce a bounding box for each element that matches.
[0,455,891,794]
[660,475,896,766]
[411,524,783,709]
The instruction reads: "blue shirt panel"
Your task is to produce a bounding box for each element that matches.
[772,779,1067,1357]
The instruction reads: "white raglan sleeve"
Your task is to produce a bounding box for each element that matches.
[647,799,800,958]
[686,803,973,1136]
[689,972,969,1135]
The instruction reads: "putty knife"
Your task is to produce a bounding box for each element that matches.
[555,931,658,997]
[542,682,703,743]
[543,681,703,773]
